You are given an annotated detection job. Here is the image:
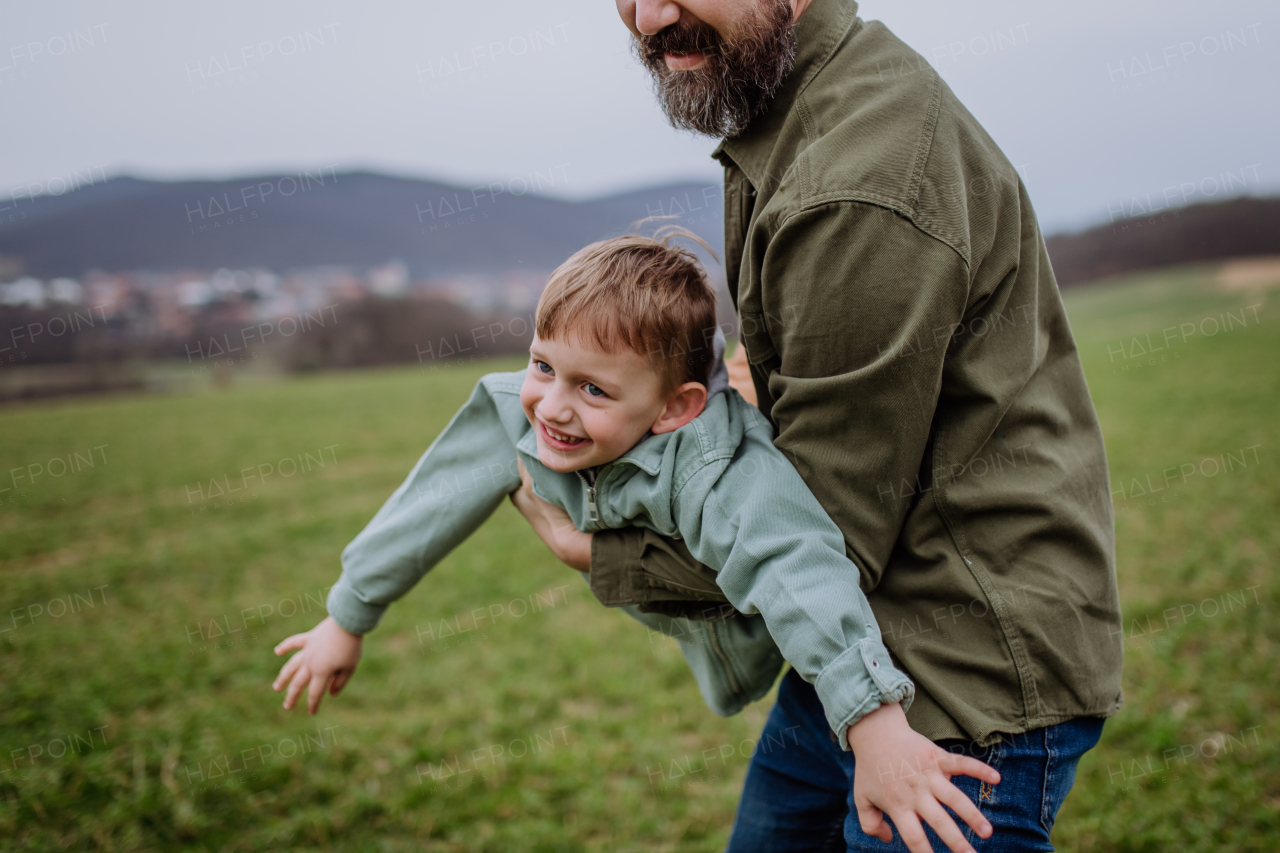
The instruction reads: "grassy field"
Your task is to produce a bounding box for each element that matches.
[1,263,1276,851]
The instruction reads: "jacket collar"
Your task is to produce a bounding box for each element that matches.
[710,0,859,187]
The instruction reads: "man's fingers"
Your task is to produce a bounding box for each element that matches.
[272,652,304,691]
[855,801,893,844]
[509,459,533,506]
[274,633,308,656]
[283,665,310,710]
[306,672,332,715]
[934,777,993,839]
[917,798,976,853]
[937,750,1001,785]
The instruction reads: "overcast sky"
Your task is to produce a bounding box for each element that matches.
[2,0,1276,234]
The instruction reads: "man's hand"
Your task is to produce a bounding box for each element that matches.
[508,458,592,571]
[725,342,758,408]
[272,616,363,715]
[848,701,1000,853]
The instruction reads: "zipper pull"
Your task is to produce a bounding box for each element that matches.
[588,484,598,523]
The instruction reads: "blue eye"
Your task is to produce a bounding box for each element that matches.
[585,383,605,398]
[535,360,553,375]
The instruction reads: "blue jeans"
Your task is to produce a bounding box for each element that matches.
[727,668,1103,852]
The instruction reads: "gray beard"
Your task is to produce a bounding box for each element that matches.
[632,0,797,139]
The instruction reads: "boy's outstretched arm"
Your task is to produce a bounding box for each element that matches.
[325,375,525,635]
[272,616,363,715]
[269,373,524,713]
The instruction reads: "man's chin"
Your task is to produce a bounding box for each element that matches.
[636,0,797,138]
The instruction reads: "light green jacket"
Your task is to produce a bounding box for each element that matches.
[327,369,914,745]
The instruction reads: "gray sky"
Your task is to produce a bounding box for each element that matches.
[2,0,1276,234]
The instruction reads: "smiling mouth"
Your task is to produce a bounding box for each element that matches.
[540,421,590,450]
[665,50,706,70]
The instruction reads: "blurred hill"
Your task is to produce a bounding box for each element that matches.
[0,170,724,279]
[0,169,1274,288]
[1045,196,1280,286]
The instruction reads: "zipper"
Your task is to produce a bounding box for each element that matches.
[574,468,600,525]
[705,621,743,700]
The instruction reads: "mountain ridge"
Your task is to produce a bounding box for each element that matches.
[1,170,1275,286]
[0,171,726,279]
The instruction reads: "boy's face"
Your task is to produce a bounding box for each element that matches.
[519,332,693,473]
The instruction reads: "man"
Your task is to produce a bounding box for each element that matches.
[510,1,1124,850]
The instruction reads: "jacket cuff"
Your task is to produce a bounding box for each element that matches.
[815,638,916,752]
[325,577,387,636]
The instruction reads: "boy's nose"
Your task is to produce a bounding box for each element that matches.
[537,385,576,424]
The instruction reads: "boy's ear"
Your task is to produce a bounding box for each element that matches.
[650,382,708,435]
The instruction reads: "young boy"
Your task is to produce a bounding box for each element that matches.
[271,228,915,751]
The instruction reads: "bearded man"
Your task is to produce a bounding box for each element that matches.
[510,1,1124,850]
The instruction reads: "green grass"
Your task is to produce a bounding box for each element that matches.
[1,265,1277,851]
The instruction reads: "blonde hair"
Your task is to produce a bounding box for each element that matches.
[535,224,720,397]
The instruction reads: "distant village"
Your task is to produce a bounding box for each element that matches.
[0,261,552,372]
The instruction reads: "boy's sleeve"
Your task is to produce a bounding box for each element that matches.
[671,413,915,750]
[326,379,523,635]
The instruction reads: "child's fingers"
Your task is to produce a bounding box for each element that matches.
[329,670,352,695]
[283,665,310,710]
[272,652,305,692]
[306,672,332,715]
[274,633,309,656]
[933,778,992,839]
[916,798,975,853]
[888,810,932,853]
[855,800,892,844]
[937,750,1000,785]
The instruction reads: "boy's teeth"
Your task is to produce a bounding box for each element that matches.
[547,426,583,443]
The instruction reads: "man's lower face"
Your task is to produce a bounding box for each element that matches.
[632,0,797,138]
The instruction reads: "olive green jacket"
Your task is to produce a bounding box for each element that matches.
[592,0,1124,746]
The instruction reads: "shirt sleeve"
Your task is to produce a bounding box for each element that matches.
[744,200,970,590]
[326,380,523,634]
[672,403,915,749]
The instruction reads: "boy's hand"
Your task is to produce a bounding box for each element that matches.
[848,701,1000,853]
[272,616,363,715]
